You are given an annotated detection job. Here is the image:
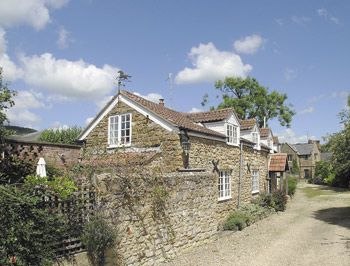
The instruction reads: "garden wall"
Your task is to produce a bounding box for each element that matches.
[91,170,228,265]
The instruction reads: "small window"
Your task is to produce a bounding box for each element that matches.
[218,170,231,201]
[227,124,238,145]
[287,154,293,161]
[108,113,132,147]
[252,170,259,193]
[252,132,259,145]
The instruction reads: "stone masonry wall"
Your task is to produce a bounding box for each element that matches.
[93,171,219,266]
[4,140,81,169]
[84,101,183,173]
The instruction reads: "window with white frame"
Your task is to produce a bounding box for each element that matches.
[227,124,238,145]
[108,113,131,146]
[218,170,231,200]
[252,132,259,144]
[252,170,259,193]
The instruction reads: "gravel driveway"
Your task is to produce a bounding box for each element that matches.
[164,181,350,266]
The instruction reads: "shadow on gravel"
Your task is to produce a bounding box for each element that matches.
[313,207,350,229]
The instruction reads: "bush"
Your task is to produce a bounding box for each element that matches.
[39,126,82,145]
[81,215,116,266]
[285,176,297,197]
[223,203,273,231]
[254,190,288,212]
[223,210,250,231]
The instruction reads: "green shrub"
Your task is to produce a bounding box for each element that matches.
[254,190,287,212]
[39,126,82,145]
[239,203,273,223]
[285,176,297,197]
[223,210,250,231]
[81,215,116,266]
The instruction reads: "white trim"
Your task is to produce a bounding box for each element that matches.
[252,170,259,194]
[108,113,132,147]
[218,170,232,201]
[187,131,225,142]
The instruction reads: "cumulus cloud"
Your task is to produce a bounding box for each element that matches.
[85,117,94,125]
[233,34,264,55]
[57,26,72,49]
[19,53,119,99]
[0,27,23,81]
[0,0,69,30]
[317,8,340,25]
[6,90,45,128]
[276,128,316,144]
[175,42,252,84]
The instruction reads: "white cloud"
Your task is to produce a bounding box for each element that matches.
[291,15,311,25]
[284,68,297,81]
[175,42,252,84]
[19,53,119,99]
[57,26,72,49]
[317,8,340,25]
[0,0,69,30]
[275,18,284,26]
[189,107,203,113]
[298,106,314,115]
[233,34,264,55]
[96,95,113,110]
[5,90,45,128]
[133,92,164,103]
[276,128,316,144]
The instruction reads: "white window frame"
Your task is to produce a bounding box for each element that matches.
[218,170,232,201]
[252,170,259,194]
[226,124,238,145]
[108,113,132,147]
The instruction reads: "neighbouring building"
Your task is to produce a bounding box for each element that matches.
[281,140,321,179]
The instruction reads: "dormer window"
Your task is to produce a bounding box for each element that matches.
[227,124,238,145]
[252,132,259,144]
[108,113,132,147]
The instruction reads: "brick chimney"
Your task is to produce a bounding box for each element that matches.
[159,98,164,106]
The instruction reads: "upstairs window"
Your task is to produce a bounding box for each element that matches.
[108,113,132,147]
[252,170,259,193]
[252,132,259,144]
[218,170,231,201]
[227,124,238,145]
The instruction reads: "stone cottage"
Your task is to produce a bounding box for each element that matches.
[281,140,321,178]
[77,90,272,264]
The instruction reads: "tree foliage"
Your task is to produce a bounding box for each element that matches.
[324,96,350,187]
[212,76,295,127]
[39,126,82,145]
[0,67,16,145]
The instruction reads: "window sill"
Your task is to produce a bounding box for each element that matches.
[218,196,232,202]
[226,142,239,147]
[251,190,260,195]
[107,144,132,149]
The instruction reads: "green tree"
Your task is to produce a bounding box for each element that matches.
[0,67,16,145]
[39,126,82,145]
[212,76,295,127]
[291,159,299,175]
[325,96,350,187]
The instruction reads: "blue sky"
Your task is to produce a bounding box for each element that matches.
[1,0,349,143]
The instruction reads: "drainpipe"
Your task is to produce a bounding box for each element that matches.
[238,142,243,208]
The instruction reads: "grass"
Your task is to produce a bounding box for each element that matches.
[301,185,350,198]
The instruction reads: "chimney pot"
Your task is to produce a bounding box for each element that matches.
[159,98,164,106]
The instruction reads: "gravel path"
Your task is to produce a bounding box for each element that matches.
[164,181,350,266]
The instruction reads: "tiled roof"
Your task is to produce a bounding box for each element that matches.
[185,108,235,123]
[120,90,226,138]
[260,128,270,138]
[269,153,288,172]
[240,118,257,130]
[273,136,279,144]
[292,143,314,155]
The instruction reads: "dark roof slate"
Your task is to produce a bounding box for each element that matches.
[291,143,314,155]
[120,90,226,138]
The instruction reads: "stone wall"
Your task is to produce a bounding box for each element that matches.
[4,139,81,169]
[84,101,183,173]
[92,171,220,265]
